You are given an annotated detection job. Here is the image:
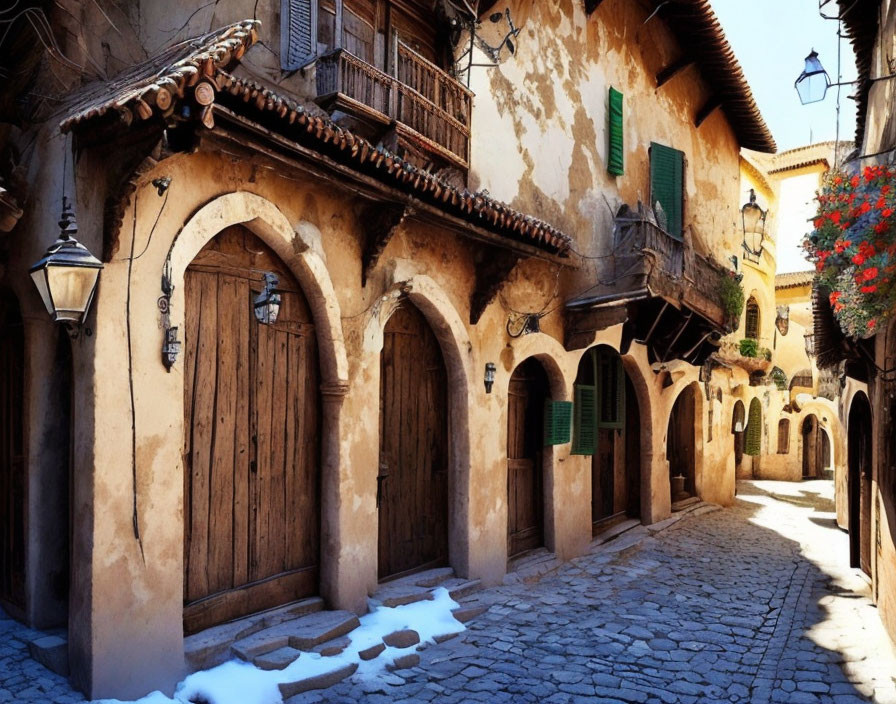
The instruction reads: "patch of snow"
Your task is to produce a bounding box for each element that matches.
[94,587,464,704]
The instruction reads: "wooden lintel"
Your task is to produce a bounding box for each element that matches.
[470,250,521,325]
[695,97,722,128]
[564,304,628,351]
[656,56,694,88]
[361,204,411,286]
[584,0,605,14]
[206,107,572,266]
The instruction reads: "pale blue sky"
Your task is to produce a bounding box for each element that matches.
[713,0,858,153]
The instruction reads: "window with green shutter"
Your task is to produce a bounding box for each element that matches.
[571,385,597,455]
[745,397,762,456]
[544,400,573,446]
[649,142,684,240]
[608,88,624,176]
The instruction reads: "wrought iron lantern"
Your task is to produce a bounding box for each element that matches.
[741,189,767,262]
[795,49,831,105]
[30,197,103,326]
[254,272,282,325]
[484,362,496,394]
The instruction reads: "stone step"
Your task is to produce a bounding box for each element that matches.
[592,518,641,547]
[451,605,488,624]
[279,662,358,699]
[410,567,456,588]
[440,577,482,601]
[27,634,68,677]
[232,610,360,661]
[369,582,435,608]
[671,496,702,512]
[254,646,302,671]
[185,597,324,671]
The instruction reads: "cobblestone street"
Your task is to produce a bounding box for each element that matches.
[2,480,895,704]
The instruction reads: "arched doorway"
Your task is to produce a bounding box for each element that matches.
[668,385,697,503]
[573,346,641,534]
[378,301,448,579]
[732,400,745,467]
[506,358,548,558]
[182,226,321,634]
[801,414,827,479]
[0,289,25,614]
[847,393,872,574]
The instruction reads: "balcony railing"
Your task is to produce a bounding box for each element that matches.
[315,44,472,168]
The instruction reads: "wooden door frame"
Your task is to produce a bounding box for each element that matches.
[847,392,872,572]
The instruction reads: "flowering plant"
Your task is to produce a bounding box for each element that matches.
[804,165,896,338]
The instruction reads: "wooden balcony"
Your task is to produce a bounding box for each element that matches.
[565,210,734,364]
[315,43,472,170]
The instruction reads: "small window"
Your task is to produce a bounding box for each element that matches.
[777,419,790,454]
[745,297,760,340]
[650,143,684,239]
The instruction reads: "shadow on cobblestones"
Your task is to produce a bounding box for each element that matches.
[2,480,895,704]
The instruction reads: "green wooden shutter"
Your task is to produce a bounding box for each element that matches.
[281,0,318,70]
[596,352,625,429]
[650,142,684,240]
[745,398,762,456]
[608,88,624,176]
[571,385,597,455]
[544,400,572,446]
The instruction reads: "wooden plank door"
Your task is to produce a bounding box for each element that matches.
[667,388,696,498]
[0,290,25,613]
[378,303,448,580]
[183,227,320,634]
[507,359,545,558]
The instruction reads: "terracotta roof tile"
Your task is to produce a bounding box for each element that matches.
[775,271,815,289]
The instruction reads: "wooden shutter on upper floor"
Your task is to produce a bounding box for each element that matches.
[282,0,318,70]
[650,142,684,240]
[608,87,624,176]
[777,419,790,454]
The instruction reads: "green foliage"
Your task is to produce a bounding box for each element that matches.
[739,338,759,358]
[745,398,762,456]
[718,273,745,326]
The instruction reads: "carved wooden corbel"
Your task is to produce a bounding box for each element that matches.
[656,55,695,88]
[470,248,520,325]
[695,96,722,128]
[361,204,412,286]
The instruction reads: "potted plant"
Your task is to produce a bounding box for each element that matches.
[804,166,896,338]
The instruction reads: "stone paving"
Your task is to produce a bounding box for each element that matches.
[1,479,895,703]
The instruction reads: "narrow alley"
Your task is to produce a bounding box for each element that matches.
[2,480,894,704]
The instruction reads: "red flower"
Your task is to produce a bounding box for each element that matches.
[863,267,879,280]
[883,185,891,194]
[860,201,872,214]
[814,217,825,228]
[853,253,866,265]
[868,319,877,330]
[861,285,877,293]
[829,291,841,304]
[851,175,861,188]
[831,211,842,224]
[884,208,893,218]
[834,176,843,185]
[816,260,825,272]
[834,239,849,253]
[877,197,887,209]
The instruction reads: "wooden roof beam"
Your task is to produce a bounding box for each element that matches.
[695,96,723,128]
[656,55,695,88]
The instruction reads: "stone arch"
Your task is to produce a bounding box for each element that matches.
[363,274,473,576]
[166,192,348,385]
[667,381,704,502]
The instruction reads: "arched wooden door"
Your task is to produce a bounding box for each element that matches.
[848,394,872,574]
[802,415,819,479]
[668,387,696,502]
[0,290,25,613]
[507,358,547,558]
[573,347,640,534]
[183,227,321,634]
[378,303,448,579]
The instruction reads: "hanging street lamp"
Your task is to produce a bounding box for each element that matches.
[795,49,832,105]
[741,189,767,263]
[30,196,103,327]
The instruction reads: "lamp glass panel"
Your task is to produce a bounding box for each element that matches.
[30,268,54,317]
[45,265,99,322]
[743,205,762,233]
[796,72,829,104]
